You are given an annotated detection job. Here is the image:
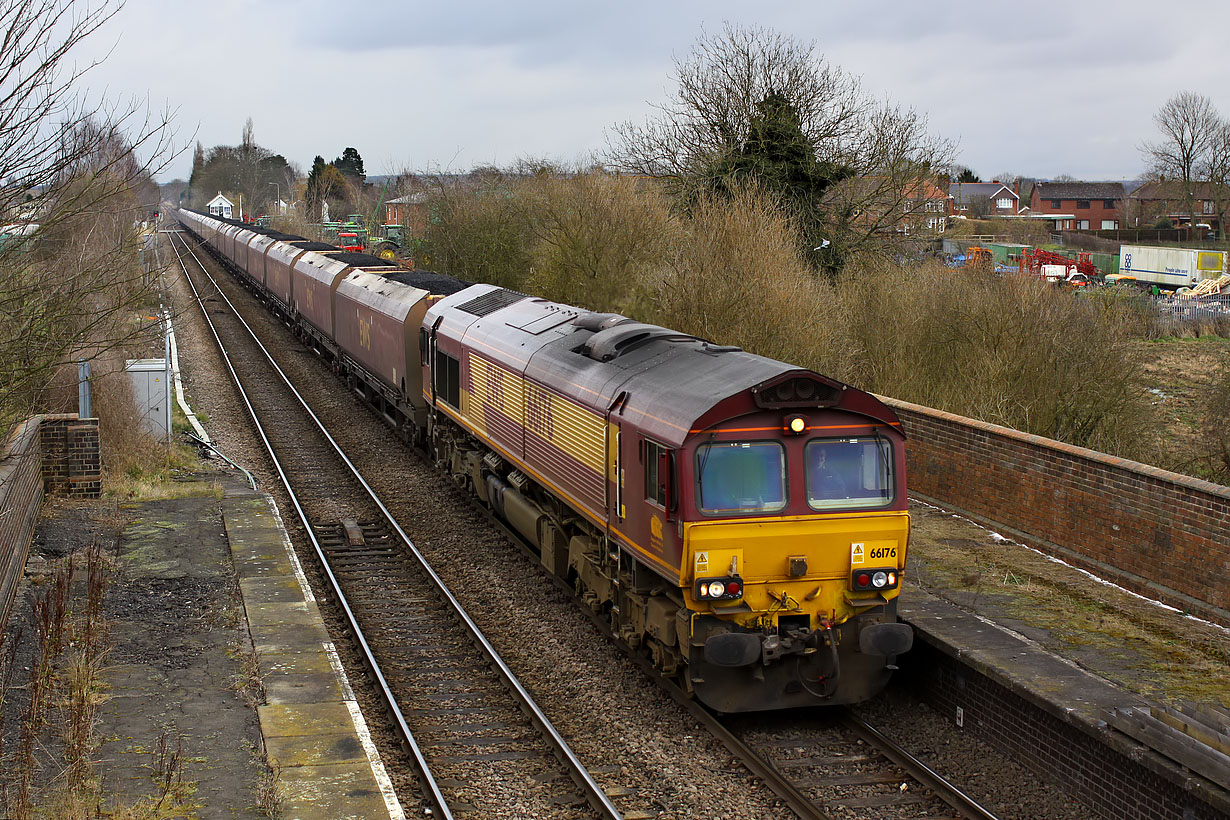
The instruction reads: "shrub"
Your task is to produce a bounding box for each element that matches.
[520,172,674,314]
[652,184,853,379]
[426,175,534,290]
[835,259,1157,458]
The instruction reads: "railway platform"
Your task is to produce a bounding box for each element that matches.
[27,473,403,819]
[221,481,403,820]
[898,499,1230,819]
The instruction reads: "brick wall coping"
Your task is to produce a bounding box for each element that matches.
[880,395,1230,501]
[3,417,39,457]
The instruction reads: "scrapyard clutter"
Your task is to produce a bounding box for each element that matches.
[1177,274,1230,297]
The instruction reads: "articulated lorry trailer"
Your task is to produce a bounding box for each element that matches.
[1117,245,1227,289]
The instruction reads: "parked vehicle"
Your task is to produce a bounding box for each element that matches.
[1118,245,1228,289]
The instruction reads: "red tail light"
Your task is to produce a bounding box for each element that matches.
[851,568,899,591]
[696,577,744,601]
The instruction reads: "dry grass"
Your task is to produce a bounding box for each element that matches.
[38,342,217,501]
[908,506,1230,705]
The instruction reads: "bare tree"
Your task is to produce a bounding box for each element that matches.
[607,23,954,273]
[1200,120,1230,238]
[0,0,177,442]
[966,194,991,219]
[1141,91,1224,230]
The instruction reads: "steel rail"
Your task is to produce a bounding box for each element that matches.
[169,229,624,820]
[839,710,1004,820]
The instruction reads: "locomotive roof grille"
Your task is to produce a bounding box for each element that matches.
[752,375,843,408]
[456,288,527,316]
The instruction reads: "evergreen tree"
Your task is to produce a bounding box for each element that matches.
[707,91,851,266]
[333,147,365,183]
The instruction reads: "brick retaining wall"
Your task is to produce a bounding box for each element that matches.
[40,414,101,498]
[0,414,100,633]
[0,419,44,632]
[884,398,1230,626]
[902,639,1228,820]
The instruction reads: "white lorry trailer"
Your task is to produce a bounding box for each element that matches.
[1117,245,1227,289]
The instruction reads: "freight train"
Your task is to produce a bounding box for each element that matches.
[177,207,913,712]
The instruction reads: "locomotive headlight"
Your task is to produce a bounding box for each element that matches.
[706,580,726,598]
[872,571,889,588]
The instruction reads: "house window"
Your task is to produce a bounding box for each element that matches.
[1051,199,1062,208]
[1077,200,1090,209]
[1104,200,1116,209]
[996,197,1013,210]
[1204,200,1215,214]
[1101,220,1118,230]
[1077,220,1090,230]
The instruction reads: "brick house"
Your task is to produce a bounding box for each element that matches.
[903,180,950,233]
[384,191,429,236]
[826,176,951,235]
[1127,180,1230,237]
[948,182,1020,217]
[1029,181,1125,231]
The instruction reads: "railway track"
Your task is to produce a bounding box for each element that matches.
[166,229,626,820]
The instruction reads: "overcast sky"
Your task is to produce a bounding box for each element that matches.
[73,1,1230,183]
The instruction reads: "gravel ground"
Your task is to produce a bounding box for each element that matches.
[162,229,1112,820]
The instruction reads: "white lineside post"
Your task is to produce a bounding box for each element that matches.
[163,312,172,445]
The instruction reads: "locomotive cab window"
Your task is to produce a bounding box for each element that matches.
[644,440,672,509]
[434,350,460,408]
[695,441,786,516]
[805,437,894,510]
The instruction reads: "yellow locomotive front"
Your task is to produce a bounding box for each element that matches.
[670,398,912,711]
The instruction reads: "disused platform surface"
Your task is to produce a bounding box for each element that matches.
[99,493,267,818]
[94,480,401,820]
[899,498,1230,813]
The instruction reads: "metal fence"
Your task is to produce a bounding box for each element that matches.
[1150,293,1230,331]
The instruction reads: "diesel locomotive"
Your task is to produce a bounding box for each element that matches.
[177,207,913,712]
